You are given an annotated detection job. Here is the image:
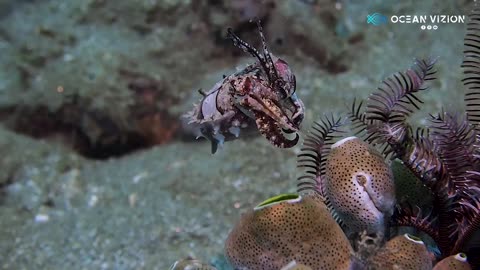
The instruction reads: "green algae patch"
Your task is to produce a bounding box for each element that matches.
[405,234,424,244]
[255,193,299,209]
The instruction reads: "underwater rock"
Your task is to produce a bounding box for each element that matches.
[369,234,433,270]
[224,193,353,270]
[324,136,395,236]
[433,253,471,270]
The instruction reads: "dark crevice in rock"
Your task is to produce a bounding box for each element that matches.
[0,96,182,160]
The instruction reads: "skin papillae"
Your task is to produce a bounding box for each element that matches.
[185,21,304,153]
[296,6,480,269]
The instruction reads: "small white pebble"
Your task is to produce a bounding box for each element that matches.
[232,177,246,189]
[63,54,74,62]
[129,193,137,207]
[168,161,186,170]
[34,213,49,223]
[132,172,148,184]
[88,194,98,207]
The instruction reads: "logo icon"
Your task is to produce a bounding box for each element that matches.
[367,13,388,26]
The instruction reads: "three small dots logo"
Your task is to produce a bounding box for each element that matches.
[421,25,439,30]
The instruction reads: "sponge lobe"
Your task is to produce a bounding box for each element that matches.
[325,136,395,233]
[370,234,433,270]
[224,194,352,270]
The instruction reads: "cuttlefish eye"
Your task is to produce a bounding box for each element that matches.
[273,59,296,97]
[278,76,296,99]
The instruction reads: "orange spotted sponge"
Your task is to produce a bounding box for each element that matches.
[325,136,395,234]
[369,234,433,270]
[433,253,471,270]
[280,260,313,270]
[224,193,353,270]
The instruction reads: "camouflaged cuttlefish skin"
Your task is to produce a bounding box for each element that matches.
[433,253,471,270]
[369,234,433,270]
[324,136,396,235]
[185,22,304,153]
[224,193,353,270]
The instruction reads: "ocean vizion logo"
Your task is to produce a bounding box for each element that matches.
[367,13,388,26]
[367,13,465,30]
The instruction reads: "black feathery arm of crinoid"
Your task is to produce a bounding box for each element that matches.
[367,58,437,124]
[462,6,480,129]
[451,187,480,256]
[401,127,443,187]
[450,178,480,270]
[348,98,396,157]
[429,112,478,195]
[453,6,480,261]
[428,111,480,255]
[365,58,437,151]
[391,203,439,245]
[348,98,371,138]
[296,114,345,197]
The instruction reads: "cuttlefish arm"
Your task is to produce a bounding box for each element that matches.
[254,111,299,148]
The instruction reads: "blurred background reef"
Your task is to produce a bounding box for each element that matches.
[0,0,472,269]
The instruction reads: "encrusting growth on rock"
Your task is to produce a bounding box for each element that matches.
[224,193,354,270]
